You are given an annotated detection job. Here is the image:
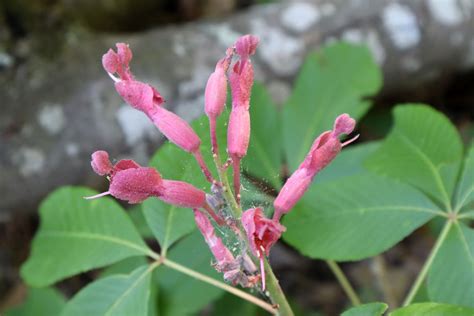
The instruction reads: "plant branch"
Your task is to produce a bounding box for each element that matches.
[326,260,361,306]
[264,258,294,316]
[402,220,452,306]
[162,258,277,315]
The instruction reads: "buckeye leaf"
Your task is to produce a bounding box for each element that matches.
[315,141,380,185]
[155,231,224,316]
[390,303,474,316]
[455,144,474,212]
[142,198,194,254]
[341,302,388,316]
[62,264,154,316]
[283,174,440,260]
[427,223,474,307]
[365,105,463,209]
[21,187,152,287]
[243,82,282,189]
[283,42,382,171]
[5,287,66,316]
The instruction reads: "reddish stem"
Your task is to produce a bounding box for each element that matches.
[232,157,241,205]
[210,117,219,157]
[193,150,215,183]
[203,203,225,226]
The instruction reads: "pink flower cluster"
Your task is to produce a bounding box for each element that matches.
[88,35,357,290]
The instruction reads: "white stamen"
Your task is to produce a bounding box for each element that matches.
[107,72,121,83]
[84,191,111,200]
[342,134,360,147]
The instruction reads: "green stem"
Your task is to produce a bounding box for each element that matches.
[402,221,452,306]
[264,258,294,316]
[326,260,361,306]
[163,258,277,314]
[213,154,241,216]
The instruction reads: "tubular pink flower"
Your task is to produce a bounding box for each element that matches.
[103,43,215,182]
[205,55,230,155]
[273,114,358,221]
[227,106,250,159]
[91,150,113,176]
[241,207,286,291]
[194,209,235,268]
[205,60,228,120]
[115,80,164,113]
[87,151,162,204]
[158,180,206,208]
[147,106,201,154]
[227,35,259,202]
[109,167,162,203]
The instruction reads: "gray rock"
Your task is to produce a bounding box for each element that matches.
[1,0,474,215]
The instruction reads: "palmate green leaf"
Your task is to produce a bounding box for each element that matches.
[455,144,474,212]
[390,303,474,316]
[5,287,66,316]
[62,264,154,316]
[21,187,152,287]
[427,223,474,307]
[155,231,224,316]
[283,174,440,260]
[143,110,231,252]
[210,293,259,316]
[100,256,149,279]
[243,82,282,189]
[314,141,380,185]
[283,42,382,171]
[341,302,388,316]
[365,105,463,209]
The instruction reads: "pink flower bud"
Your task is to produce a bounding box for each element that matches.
[157,180,206,208]
[242,208,286,258]
[229,61,254,110]
[88,151,163,204]
[91,151,113,176]
[194,209,235,267]
[102,43,133,81]
[235,35,259,59]
[273,169,312,221]
[109,167,162,204]
[204,64,227,119]
[273,114,357,220]
[227,106,250,159]
[148,106,201,153]
[115,80,164,113]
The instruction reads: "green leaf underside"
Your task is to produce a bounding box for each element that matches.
[455,144,474,211]
[283,174,439,260]
[243,82,282,190]
[428,223,474,307]
[283,42,382,172]
[155,231,224,316]
[100,256,149,279]
[341,302,388,316]
[390,303,474,316]
[314,141,380,185]
[211,293,259,316]
[143,198,195,253]
[366,105,464,209]
[5,287,66,316]
[62,265,153,316]
[21,187,150,287]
